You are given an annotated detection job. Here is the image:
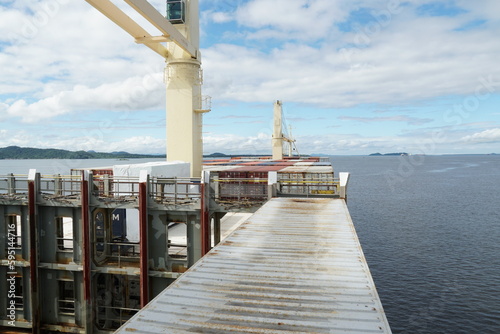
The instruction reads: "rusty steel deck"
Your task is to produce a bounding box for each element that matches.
[115,198,392,333]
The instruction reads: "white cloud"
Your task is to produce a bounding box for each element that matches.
[2,73,164,122]
[295,133,410,154]
[5,0,500,113]
[211,11,233,23]
[455,0,500,21]
[204,132,271,154]
[461,128,500,144]
[200,0,500,109]
[0,129,37,148]
[202,131,429,156]
[339,115,433,126]
[119,136,166,154]
[235,0,347,40]
[1,0,500,156]
[0,127,166,155]
[0,1,165,94]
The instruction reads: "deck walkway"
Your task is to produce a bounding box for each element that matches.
[115,198,391,333]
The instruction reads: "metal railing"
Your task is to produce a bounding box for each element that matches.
[278,178,340,196]
[211,178,269,201]
[0,174,82,198]
[56,237,74,251]
[0,173,204,205]
[1,173,341,202]
[108,240,140,267]
[90,175,202,204]
[150,177,201,204]
[40,174,81,197]
[58,298,75,316]
[0,174,29,195]
[92,175,140,198]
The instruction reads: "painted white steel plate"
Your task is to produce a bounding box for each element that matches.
[116,198,392,333]
[279,166,334,173]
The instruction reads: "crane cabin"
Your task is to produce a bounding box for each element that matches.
[166,0,186,24]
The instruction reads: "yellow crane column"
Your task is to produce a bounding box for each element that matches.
[272,100,284,160]
[86,0,207,177]
[165,0,205,177]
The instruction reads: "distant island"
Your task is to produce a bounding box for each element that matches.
[3,147,494,160]
[205,152,230,157]
[0,146,166,160]
[0,146,279,160]
[369,152,409,156]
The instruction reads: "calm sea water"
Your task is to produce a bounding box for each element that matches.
[331,155,500,334]
[1,155,499,333]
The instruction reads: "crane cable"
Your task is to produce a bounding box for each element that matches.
[281,106,300,157]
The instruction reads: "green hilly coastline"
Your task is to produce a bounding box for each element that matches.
[0,147,283,160]
[0,146,165,159]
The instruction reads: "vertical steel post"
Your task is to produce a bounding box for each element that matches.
[200,171,211,255]
[213,213,222,246]
[200,183,210,255]
[186,214,201,267]
[54,174,62,196]
[268,171,278,200]
[81,171,92,334]
[339,172,350,201]
[27,169,40,334]
[139,171,149,307]
[7,173,15,194]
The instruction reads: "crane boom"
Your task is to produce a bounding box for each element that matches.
[85,0,207,177]
[124,0,197,58]
[85,0,169,57]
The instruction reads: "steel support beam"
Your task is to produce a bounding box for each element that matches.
[139,171,149,307]
[124,0,197,58]
[85,0,169,58]
[186,214,201,267]
[200,183,210,255]
[81,172,93,334]
[213,213,223,246]
[27,170,40,334]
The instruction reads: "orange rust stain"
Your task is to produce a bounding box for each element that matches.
[172,263,187,273]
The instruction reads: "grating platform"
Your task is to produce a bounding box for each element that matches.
[115,198,391,333]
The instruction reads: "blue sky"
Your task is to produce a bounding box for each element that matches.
[1,0,500,155]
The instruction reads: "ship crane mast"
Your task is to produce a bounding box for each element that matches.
[272,100,298,159]
[85,0,208,177]
[284,125,298,157]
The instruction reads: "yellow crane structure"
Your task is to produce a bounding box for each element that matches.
[85,0,209,177]
[272,100,297,159]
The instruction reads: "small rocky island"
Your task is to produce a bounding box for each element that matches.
[369,152,409,156]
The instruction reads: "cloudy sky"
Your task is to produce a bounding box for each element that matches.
[1,0,500,156]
